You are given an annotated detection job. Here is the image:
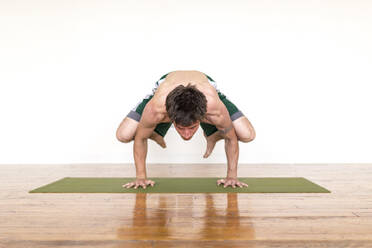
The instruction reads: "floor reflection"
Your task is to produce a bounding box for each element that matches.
[117,194,170,239]
[117,193,255,241]
[200,193,255,240]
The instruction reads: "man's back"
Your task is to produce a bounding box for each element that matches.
[148,70,220,124]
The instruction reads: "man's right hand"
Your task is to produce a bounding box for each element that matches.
[122,179,155,189]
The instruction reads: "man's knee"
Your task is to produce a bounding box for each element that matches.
[116,131,134,143]
[116,117,139,143]
[238,127,256,143]
[232,116,256,143]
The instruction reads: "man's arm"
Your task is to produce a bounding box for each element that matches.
[133,120,154,179]
[208,99,248,188]
[123,104,159,189]
[221,123,239,178]
[214,104,239,178]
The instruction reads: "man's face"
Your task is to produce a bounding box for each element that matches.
[174,121,200,140]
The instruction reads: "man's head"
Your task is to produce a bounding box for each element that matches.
[166,84,207,140]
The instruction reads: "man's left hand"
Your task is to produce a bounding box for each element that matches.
[217,178,248,188]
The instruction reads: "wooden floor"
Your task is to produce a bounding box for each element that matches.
[1,163,372,247]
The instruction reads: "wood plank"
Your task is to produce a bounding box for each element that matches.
[1,163,372,247]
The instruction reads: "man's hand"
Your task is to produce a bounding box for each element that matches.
[217,178,248,188]
[122,179,155,189]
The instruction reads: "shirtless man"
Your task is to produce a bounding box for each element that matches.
[116,70,256,189]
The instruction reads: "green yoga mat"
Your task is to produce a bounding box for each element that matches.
[29,177,330,193]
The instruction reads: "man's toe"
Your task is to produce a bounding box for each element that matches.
[203,148,211,158]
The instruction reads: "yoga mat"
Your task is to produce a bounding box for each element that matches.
[29,177,330,193]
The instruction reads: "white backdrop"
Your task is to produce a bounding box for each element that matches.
[1,0,371,164]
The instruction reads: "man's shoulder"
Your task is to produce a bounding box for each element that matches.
[142,100,168,125]
[205,89,223,112]
[204,91,230,125]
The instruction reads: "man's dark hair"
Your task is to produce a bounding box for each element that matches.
[166,84,207,126]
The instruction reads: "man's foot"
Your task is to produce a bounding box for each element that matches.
[203,131,223,158]
[150,131,167,148]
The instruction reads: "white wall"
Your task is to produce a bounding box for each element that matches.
[1,0,371,164]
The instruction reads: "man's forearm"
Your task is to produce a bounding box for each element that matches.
[133,137,148,179]
[224,138,239,178]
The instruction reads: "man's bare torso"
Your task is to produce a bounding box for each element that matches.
[147,70,220,124]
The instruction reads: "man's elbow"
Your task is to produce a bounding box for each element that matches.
[134,133,148,145]
[224,131,239,144]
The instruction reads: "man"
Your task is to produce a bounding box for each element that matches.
[116,70,255,189]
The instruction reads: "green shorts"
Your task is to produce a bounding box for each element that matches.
[127,73,244,137]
